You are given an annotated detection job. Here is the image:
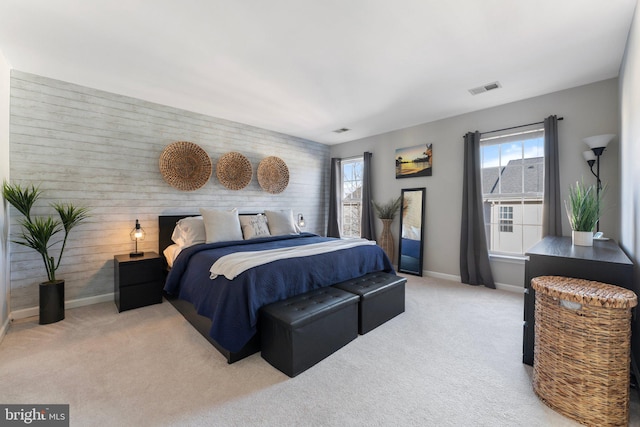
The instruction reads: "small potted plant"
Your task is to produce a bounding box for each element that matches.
[565,180,600,246]
[372,196,402,260]
[2,181,89,324]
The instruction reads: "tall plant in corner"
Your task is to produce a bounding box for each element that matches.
[2,181,89,283]
[372,196,402,261]
[372,196,402,220]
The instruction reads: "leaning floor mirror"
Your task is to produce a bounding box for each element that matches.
[398,187,425,276]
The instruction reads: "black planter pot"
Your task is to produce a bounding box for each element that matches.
[39,280,65,325]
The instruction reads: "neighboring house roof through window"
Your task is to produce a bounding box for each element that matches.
[482,157,543,200]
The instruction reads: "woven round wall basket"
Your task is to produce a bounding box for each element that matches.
[257,156,289,194]
[159,141,212,191]
[216,152,253,190]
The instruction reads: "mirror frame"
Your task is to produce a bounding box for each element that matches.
[398,187,426,276]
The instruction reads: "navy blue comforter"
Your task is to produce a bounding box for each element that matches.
[164,233,394,353]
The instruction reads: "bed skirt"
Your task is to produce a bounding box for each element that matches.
[164,292,261,364]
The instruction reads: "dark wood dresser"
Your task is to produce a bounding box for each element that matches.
[523,236,635,370]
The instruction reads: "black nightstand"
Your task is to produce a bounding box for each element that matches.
[114,252,164,312]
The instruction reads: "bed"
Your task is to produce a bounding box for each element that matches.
[159,213,395,363]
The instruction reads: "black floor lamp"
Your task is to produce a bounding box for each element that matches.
[582,134,615,232]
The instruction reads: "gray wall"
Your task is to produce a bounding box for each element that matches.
[0,50,9,335]
[620,4,639,297]
[331,79,620,288]
[8,71,329,313]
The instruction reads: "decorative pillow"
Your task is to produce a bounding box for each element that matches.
[239,214,271,239]
[171,216,206,247]
[199,208,243,243]
[264,209,299,236]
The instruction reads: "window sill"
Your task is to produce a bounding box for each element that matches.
[489,253,528,264]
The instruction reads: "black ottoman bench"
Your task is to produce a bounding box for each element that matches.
[332,272,406,334]
[260,287,359,377]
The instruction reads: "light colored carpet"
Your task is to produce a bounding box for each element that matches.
[1,275,638,426]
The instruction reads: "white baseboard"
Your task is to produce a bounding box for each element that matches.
[10,293,114,321]
[424,270,461,282]
[494,282,524,294]
[423,270,523,294]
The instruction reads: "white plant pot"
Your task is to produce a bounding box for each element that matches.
[572,230,593,247]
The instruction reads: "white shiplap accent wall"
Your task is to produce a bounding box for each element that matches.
[9,70,329,311]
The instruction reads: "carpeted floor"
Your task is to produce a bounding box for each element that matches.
[1,275,638,426]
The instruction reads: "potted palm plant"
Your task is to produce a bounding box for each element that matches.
[2,181,89,324]
[565,180,600,247]
[372,196,402,261]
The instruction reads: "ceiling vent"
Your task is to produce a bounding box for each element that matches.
[333,128,350,134]
[469,81,502,96]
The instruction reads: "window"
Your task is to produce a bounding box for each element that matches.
[499,206,513,232]
[480,128,544,255]
[341,157,363,238]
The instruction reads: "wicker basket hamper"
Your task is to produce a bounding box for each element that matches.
[532,275,637,426]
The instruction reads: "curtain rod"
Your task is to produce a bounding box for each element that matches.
[478,117,563,137]
[340,153,370,162]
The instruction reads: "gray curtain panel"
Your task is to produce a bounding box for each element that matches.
[360,152,376,240]
[327,157,341,238]
[460,131,496,289]
[542,115,562,236]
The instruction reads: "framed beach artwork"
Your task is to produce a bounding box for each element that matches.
[395,143,432,178]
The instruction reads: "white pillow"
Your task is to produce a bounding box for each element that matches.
[171,216,206,247]
[239,214,271,239]
[199,208,243,243]
[163,244,183,268]
[264,209,299,236]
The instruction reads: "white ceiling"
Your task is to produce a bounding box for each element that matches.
[0,1,636,145]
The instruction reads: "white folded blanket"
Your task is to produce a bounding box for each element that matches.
[210,238,376,280]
